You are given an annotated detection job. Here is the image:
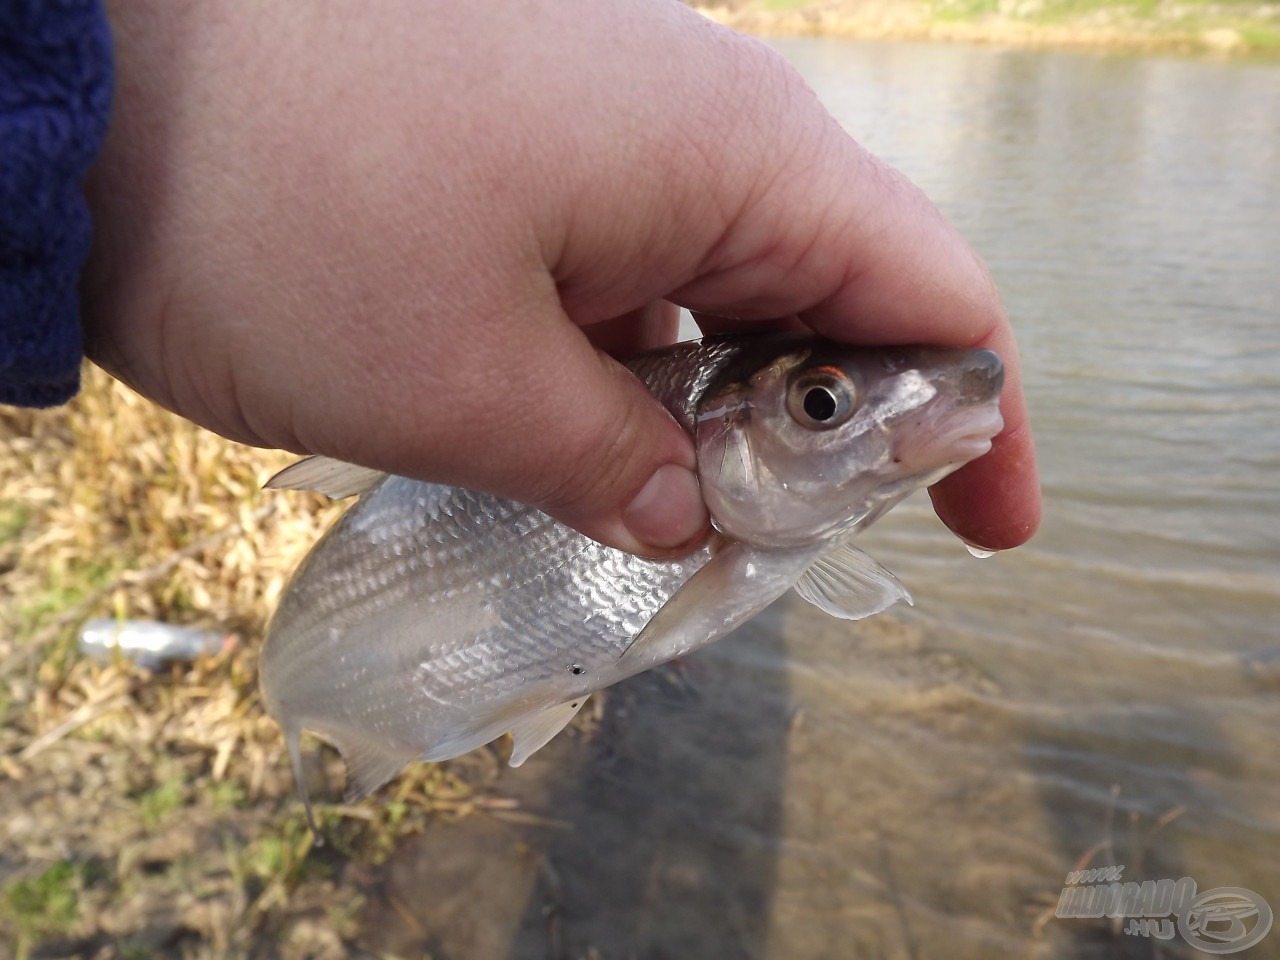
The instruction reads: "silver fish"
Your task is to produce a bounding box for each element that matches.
[260,335,1004,821]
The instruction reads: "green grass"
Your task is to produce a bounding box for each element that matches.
[932,0,1161,21]
[1035,0,1159,22]
[921,0,1280,51]
[3,861,80,938]
[0,500,30,544]
[210,779,248,814]
[931,0,999,21]
[139,776,187,830]
[240,814,318,891]
[1239,22,1280,46]
[18,558,124,625]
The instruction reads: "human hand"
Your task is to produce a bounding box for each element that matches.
[83,0,1039,557]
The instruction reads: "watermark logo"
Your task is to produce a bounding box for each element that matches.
[1055,867,1273,954]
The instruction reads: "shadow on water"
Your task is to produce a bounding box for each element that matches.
[359,610,792,960]
[1018,668,1280,958]
[349,577,1280,959]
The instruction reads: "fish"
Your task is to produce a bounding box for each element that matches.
[259,334,1004,824]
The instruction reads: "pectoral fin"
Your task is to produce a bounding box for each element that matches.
[506,697,589,767]
[793,543,912,621]
[616,541,818,673]
[266,456,387,499]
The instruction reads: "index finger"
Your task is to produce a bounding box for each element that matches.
[684,149,1040,550]
[576,30,1041,548]
[795,162,1040,551]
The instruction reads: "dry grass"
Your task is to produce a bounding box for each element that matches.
[0,365,497,959]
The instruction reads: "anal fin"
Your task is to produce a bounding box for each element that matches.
[507,697,589,767]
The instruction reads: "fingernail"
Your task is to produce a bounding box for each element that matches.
[623,464,708,551]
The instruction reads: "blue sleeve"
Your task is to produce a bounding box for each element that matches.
[1,0,113,408]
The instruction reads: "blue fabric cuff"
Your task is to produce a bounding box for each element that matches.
[1,0,114,408]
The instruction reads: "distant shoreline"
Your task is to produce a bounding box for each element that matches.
[691,1,1280,56]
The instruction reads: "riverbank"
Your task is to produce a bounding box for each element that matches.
[0,369,498,957]
[692,0,1280,55]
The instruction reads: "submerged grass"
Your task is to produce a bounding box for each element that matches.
[0,365,503,958]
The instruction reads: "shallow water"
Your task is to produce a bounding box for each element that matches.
[368,40,1280,959]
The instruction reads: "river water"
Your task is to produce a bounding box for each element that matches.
[368,40,1280,959]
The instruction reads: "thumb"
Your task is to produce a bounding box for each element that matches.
[360,304,709,560]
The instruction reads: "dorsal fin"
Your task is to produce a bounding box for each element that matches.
[266,456,387,499]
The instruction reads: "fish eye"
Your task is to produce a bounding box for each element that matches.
[786,366,856,430]
[803,386,837,421]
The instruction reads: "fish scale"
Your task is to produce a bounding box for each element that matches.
[259,335,1006,821]
[264,478,712,807]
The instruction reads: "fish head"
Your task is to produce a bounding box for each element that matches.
[695,338,1005,549]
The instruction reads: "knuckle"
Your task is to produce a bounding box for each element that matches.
[536,393,652,518]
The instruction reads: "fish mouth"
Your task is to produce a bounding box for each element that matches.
[892,404,1004,475]
[939,405,1004,464]
[948,432,995,462]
